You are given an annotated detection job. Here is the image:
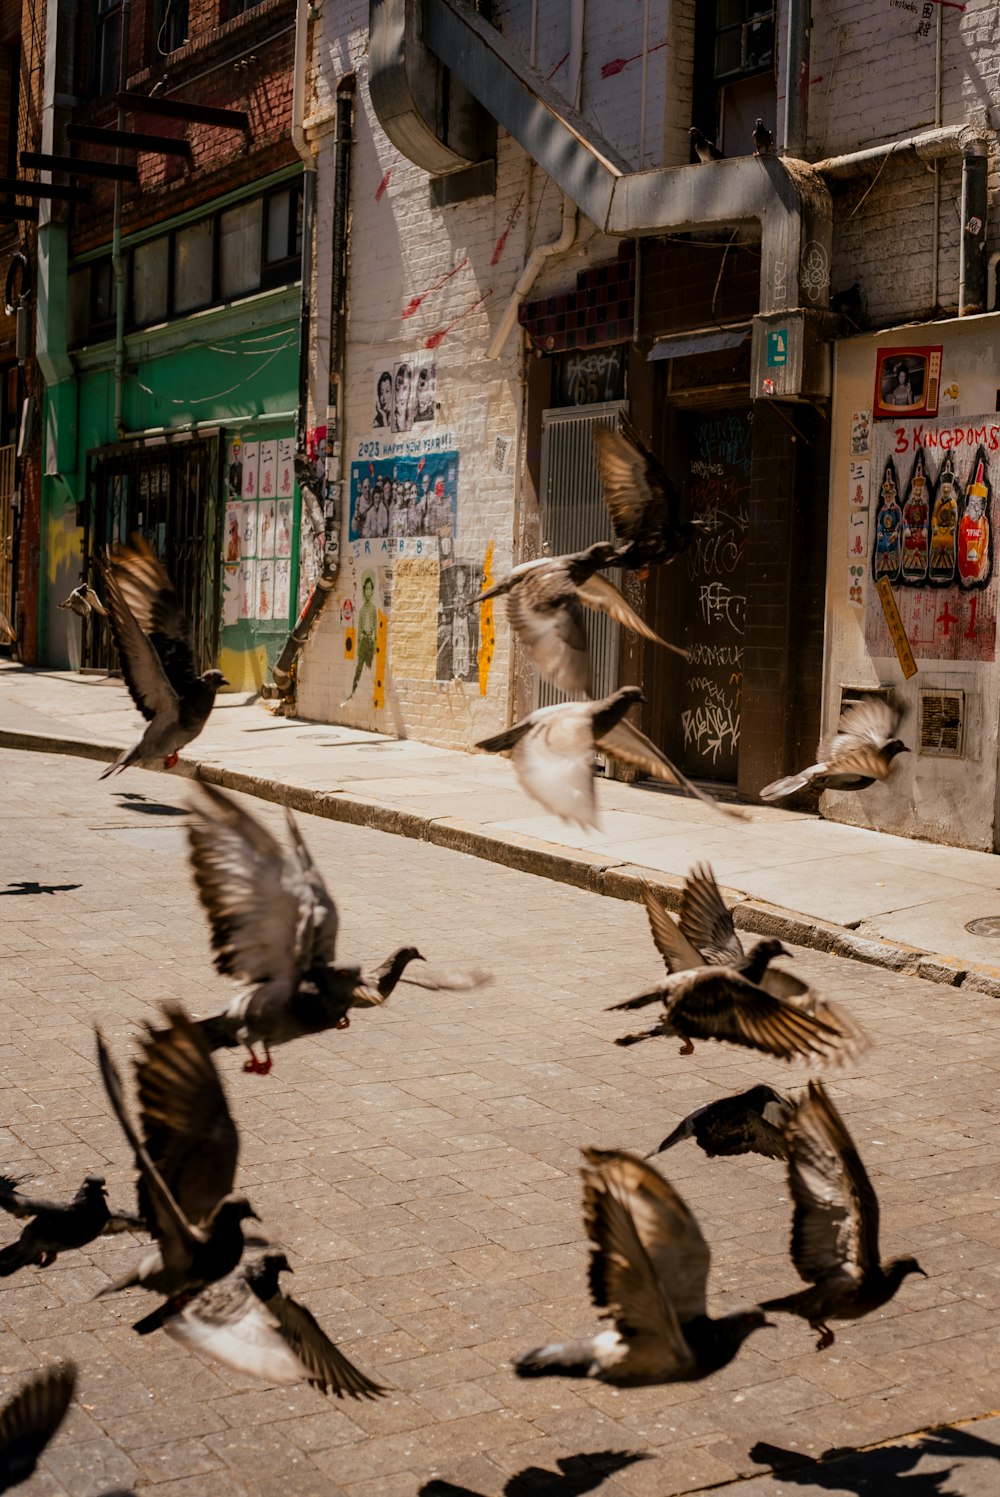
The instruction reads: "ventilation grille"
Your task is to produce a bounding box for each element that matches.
[535,401,627,711]
[918,689,965,757]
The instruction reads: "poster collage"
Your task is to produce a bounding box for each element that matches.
[340,352,483,700]
[855,403,999,662]
[223,436,295,628]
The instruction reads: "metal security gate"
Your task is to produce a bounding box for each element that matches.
[535,402,627,708]
[82,437,224,672]
[0,444,14,638]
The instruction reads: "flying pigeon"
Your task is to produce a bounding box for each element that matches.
[0,1364,76,1493]
[100,537,227,776]
[689,126,723,162]
[477,541,687,696]
[95,1009,259,1318]
[761,1082,926,1348]
[476,685,746,830]
[186,782,486,1073]
[58,583,108,619]
[642,868,813,1004]
[607,937,866,1064]
[154,1250,387,1398]
[593,422,705,573]
[513,1148,772,1383]
[760,698,909,802]
[752,118,773,154]
[0,1173,145,1276]
[648,1084,797,1161]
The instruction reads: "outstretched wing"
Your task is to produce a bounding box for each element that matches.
[268,1293,387,1397]
[575,573,688,660]
[101,564,178,725]
[106,536,199,696]
[783,1081,881,1286]
[188,782,337,989]
[679,864,744,966]
[641,888,705,974]
[597,721,748,821]
[819,697,901,761]
[504,577,592,696]
[666,971,862,1064]
[511,706,599,829]
[592,424,684,548]
[582,1148,707,1355]
[134,1006,239,1231]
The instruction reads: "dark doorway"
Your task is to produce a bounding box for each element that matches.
[81,435,223,673]
[645,406,751,782]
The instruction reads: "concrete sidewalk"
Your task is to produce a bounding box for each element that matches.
[3,659,1000,992]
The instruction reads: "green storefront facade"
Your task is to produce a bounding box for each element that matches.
[38,166,304,693]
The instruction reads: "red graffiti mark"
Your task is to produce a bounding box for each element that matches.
[368,462,375,476]
[425,288,494,350]
[927,0,965,9]
[546,51,569,82]
[601,39,667,80]
[936,601,958,636]
[374,170,392,202]
[491,190,525,266]
[418,456,425,473]
[401,258,469,320]
[965,595,979,638]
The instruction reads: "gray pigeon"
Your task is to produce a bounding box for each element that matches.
[752,118,773,154]
[0,1364,76,1493]
[100,537,227,776]
[607,938,866,1063]
[58,583,107,619]
[477,542,687,696]
[477,686,746,830]
[151,1250,387,1398]
[689,126,723,162]
[0,1174,144,1275]
[761,1082,926,1348]
[95,1011,259,1314]
[187,783,486,1073]
[513,1149,771,1383]
[760,698,909,801]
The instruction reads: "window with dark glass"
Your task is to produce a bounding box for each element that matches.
[222,0,260,19]
[153,0,189,55]
[92,0,122,96]
[263,185,303,284]
[714,3,774,81]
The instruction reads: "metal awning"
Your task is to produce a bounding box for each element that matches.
[648,326,751,361]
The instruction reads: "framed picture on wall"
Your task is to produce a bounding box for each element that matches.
[873,346,942,420]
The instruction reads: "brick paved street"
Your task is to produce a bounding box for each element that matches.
[1,749,999,1496]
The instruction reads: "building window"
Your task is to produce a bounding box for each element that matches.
[132,237,170,325]
[153,0,189,55]
[92,0,122,96]
[220,197,263,297]
[714,3,774,81]
[174,218,215,313]
[263,186,302,284]
[222,0,261,19]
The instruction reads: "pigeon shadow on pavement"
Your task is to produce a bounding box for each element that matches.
[0,881,82,896]
[419,1450,650,1497]
[113,792,188,816]
[750,1426,1000,1495]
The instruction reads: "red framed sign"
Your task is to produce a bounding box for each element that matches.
[873,345,942,420]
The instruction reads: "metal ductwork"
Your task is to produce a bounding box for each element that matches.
[371,0,835,399]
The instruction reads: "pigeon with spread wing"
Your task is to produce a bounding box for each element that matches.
[0,1364,76,1493]
[648,1084,797,1161]
[100,537,227,777]
[58,583,108,620]
[761,1081,926,1348]
[477,686,746,830]
[477,541,687,696]
[187,782,488,1073]
[154,1249,387,1398]
[514,1149,771,1383]
[96,1009,258,1323]
[760,698,909,802]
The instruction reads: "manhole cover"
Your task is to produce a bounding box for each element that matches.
[965,915,1000,935]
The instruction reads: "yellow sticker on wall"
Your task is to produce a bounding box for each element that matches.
[477,540,496,696]
[344,626,356,660]
[373,609,388,709]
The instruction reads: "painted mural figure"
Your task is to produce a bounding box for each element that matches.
[345,572,378,700]
[958,451,992,588]
[900,450,930,584]
[928,452,958,585]
[872,459,903,584]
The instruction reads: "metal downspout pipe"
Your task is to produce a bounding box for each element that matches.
[271,73,356,696]
[292,0,317,451]
[112,0,131,437]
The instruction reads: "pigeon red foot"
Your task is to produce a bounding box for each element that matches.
[164,753,179,768]
[243,1047,273,1076]
[678,1038,695,1055]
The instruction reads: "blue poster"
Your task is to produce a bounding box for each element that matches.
[350,452,459,542]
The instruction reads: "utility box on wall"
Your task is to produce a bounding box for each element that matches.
[751,309,837,401]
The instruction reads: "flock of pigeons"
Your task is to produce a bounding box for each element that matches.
[4,423,919,1489]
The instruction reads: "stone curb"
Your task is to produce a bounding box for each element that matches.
[5,724,1000,1000]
